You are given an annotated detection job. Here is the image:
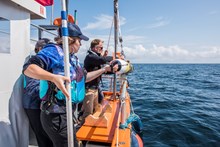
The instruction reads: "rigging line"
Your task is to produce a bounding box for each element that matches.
[116,100,124,147]
[117,7,126,57]
[130,97,135,114]
[106,18,114,51]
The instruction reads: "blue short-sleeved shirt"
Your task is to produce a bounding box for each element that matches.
[37,44,83,81]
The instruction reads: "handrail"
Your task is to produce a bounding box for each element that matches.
[102,74,127,92]
[31,23,58,36]
[0,30,9,35]
[120,78,127,124]
[102,75,126,81]
[30,38,38,42]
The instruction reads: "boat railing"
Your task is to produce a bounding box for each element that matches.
[30,23,58,43]
[0,30,9,35]
[31,23,58,37]
[101,74,127,92]
[102,74,129,124]
[0,26,10,54]
[29,23,58,56]
[120,78,127,124]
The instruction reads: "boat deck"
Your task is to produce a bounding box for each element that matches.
[77,92,132,146]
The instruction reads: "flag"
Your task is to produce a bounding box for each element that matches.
[35,0,54,6]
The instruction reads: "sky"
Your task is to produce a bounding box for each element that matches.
[32,0,220,63]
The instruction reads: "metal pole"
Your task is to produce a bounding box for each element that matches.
[61,0,74,146]
[32,23,58,36]
[74,10,77,24]
[113,0,118,99]
[38,29,42,40]
[50,4,54,25]
[66,0,69,14]
[120,79,127,124]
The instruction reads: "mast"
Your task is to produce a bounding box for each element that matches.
[113,0,118,98]
[61,0,74,146]
[114,0,127,126]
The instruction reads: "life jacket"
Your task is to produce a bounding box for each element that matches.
[23,74,41,109]
[38,44,85,113]
[23,55,42,109]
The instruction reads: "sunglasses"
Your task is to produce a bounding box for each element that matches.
[96,46,103,50]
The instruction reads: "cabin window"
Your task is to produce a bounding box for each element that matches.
[0,17,10,54]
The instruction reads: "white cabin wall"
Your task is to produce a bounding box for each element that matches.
[0,0,30,121]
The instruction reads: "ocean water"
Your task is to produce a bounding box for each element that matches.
[127,64,220,147]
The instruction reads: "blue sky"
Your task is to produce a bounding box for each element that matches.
[32,0,220,63]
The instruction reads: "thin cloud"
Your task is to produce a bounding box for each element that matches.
[146,17,170,29]
[83,14,126,30]
[117,44,220,63]
[77,41,220,63]
[208,10,218,15]
[155,16,164,21]
[82,34,146,49]
[123,35,145,42]
[194,46,220,58]
[126,26,142,32]
[150,45,189,58]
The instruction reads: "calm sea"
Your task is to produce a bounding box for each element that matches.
[127,64,220,147]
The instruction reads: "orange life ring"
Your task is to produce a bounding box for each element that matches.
[53,15,74,26]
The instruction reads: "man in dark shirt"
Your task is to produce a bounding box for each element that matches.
[82,39,113,122]
[23,38,53,147]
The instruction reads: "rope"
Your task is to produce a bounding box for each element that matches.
[130,97,135,114]
[106,18,114,51]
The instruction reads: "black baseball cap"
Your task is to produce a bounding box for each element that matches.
[59,23,89,41]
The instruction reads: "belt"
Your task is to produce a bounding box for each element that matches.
[86,85,98,89]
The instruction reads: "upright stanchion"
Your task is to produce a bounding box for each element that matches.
[74,10,77,24]
[113,0,119,99]
[60,0,74,146]
[50,4,54,25]
[120,78,127,124]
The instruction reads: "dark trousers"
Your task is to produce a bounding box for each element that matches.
[41,112,78,147]
[25,109,53,147]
